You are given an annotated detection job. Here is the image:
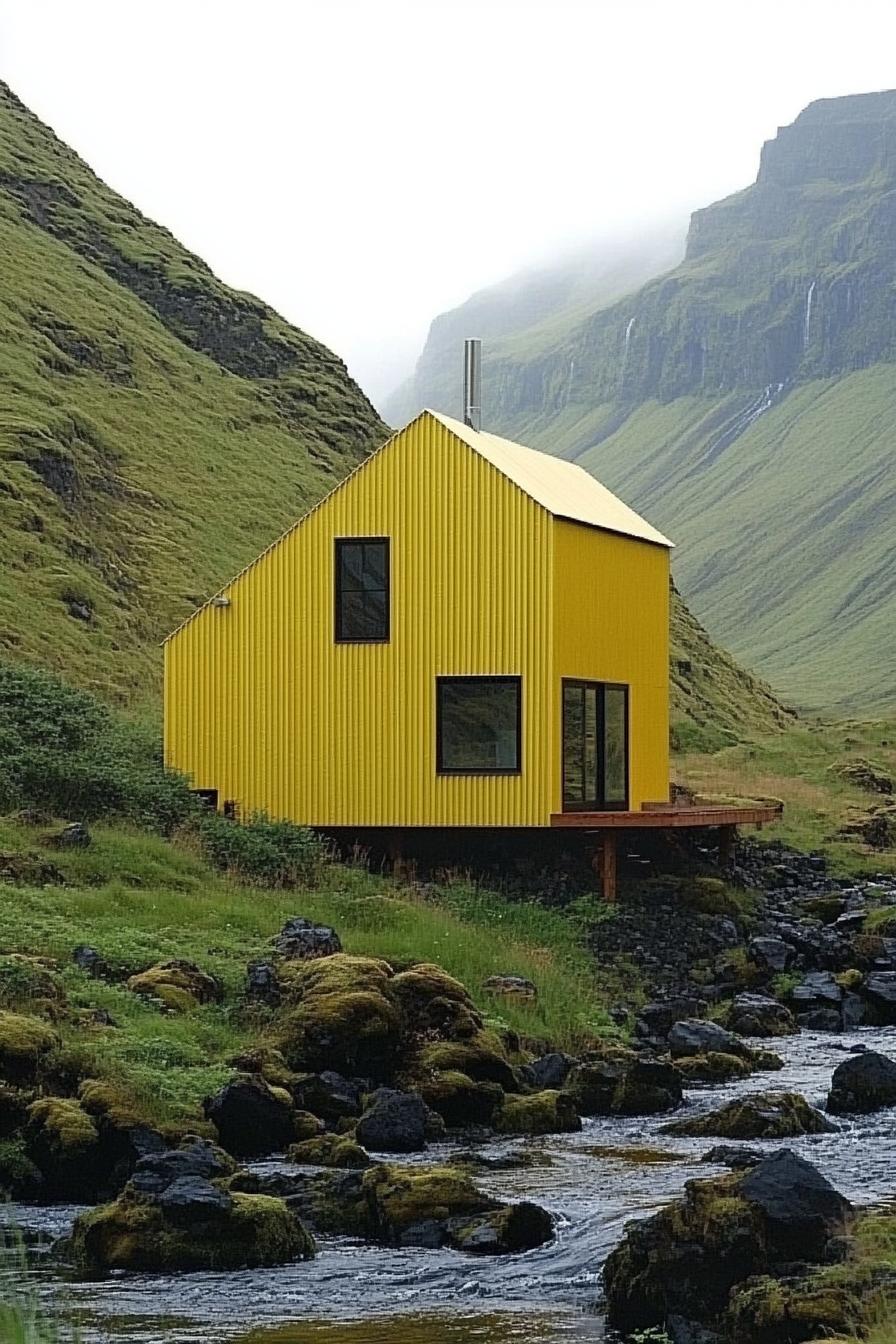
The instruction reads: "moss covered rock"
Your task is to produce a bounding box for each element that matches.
[204,1074,297,1158]
[675,1051,752,1084]
[0,1136,43,1198]
[25,1096,102,1199]
[661,1091,837,1139]
[0,1010,59,1083]
[450,1201,554,1254]
[287,1134,371,1168]
[567,1055,681,1117]
[496,1089,580,1135]
[604,1151,853,1336]
[419,1070,504,1127]
[70,1186,315,1276]
[361,1163,495,1243]
[390,964,481,1039]
[293,1110,326,1142]
[127,960,222,1012]
[725,1273,863,1344]
[413,1033,518,1092]
[276,955,402,1079]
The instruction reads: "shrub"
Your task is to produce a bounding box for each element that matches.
[196,811,327,887]
[0,662,196,833]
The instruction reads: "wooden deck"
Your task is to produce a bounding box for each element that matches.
[550,800,782,901]
[550,802,782,829]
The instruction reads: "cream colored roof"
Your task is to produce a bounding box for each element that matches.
[428,410,673,548]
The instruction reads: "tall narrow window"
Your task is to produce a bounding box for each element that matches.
[437,676,522,774]
[335,538,390,642]
[562,680,629,811]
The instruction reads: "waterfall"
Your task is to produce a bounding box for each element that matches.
[803,280,817,349]
[623,317,635,356]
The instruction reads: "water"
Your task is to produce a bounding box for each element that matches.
[13,1026,896,1344]
[804,279,817,348]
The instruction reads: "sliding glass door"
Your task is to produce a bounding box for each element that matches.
[562,680,629,811]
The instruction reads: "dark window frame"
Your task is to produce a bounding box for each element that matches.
[334,536,391,644]
[436,675,523,776]
[561,679,630,812]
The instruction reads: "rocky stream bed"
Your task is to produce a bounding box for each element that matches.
[7,843,896,1344]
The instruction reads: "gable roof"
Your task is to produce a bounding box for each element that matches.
[165,407,672,643]
[428,410,673,548]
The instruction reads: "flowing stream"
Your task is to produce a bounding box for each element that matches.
[13,1025,896,1344]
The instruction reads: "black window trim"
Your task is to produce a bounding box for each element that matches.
[334,536,391,644]
[436,674,523,776]
[561,678,630,812]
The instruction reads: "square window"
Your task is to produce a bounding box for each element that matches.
[437,676,521,774]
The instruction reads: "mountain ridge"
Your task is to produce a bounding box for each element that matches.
[395,90,896,714]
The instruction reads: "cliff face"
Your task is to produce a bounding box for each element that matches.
[395,92,896,715]
[0,82,386,700]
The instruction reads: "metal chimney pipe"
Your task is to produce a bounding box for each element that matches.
[463,338,482,431]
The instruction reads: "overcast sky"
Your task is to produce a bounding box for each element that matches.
[2,0,896,407]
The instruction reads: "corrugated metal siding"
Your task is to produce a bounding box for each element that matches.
[164,415,555,827]
[551,521,670,811]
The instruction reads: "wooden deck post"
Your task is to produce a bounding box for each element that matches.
[718,824,737,868]
[592,831,617,902]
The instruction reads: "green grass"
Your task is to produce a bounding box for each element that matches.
[0,80,385,706]
[0,818,619,1126]
[676,716,896,874]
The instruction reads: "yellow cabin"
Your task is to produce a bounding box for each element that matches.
[163,405,674,832]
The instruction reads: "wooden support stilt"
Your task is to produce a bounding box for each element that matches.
[718,824,737,867]
[592,831,617,902]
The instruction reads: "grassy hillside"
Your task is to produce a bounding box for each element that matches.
[398,92,896,716]
[0,81,386,703]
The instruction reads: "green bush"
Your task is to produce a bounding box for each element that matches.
[0,662,196,833]
[196,811,327,887]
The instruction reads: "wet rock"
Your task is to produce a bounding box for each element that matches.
[288,1134,371,1168]
[273,916,342,961]
[355,1089,428,1153]
[863,971,896,1022]
[669,1019,752,1061]
[725,1272,862,1344]
[791,970,842,1012]
[156,1174,233,1222]
[528,1051,575,1090]
[724,993,798,1038]
[482,974,537,1000]
[841,992,867,1029]
[701,1145,762,1169]
[797,1008,843,1032]
[495,1090,581,1135]
[418,1070,503,1127]
[129,1139,236,1196]
[636,997,708,1043]
[827,1049,896,1114]
[748,937,794,973]
[204,1075,296,1158]
[675,1052,752,1084]
[70,1183,314,1275]
[292,1071,365,1122]
[612,1060,683,1115]
[449,1201,554,1254]
[603,1151,852,1335]
[661,1092,837,1140]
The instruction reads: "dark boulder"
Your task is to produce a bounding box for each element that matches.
[603,1151,852,1336]
[797,1008,843,1032]
[791,971,842,1009]
[701,1145,762,1170]
[725,993,798,1038]
[748,937,794,973]
[156,1174,233,1223]
[245,959,279,1003]
[636,997,708,1043]
[669,1019,751,1060]
[450,1201,554,1254]
[292,1070,365,1122]
[661,1092,838,1140]
[863,971,896,1022]
[130,1139,235,1196]
[827,1050,896,1114]
[528,1052,575,1090]
[46,822,91,849]
[355,1089,428,1153]
[613,1060,683,1116]
[739,1149,853,1262]
[203,1075,296,1158]
[274,917,342,961]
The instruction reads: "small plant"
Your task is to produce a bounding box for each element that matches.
[196,810,328,887]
